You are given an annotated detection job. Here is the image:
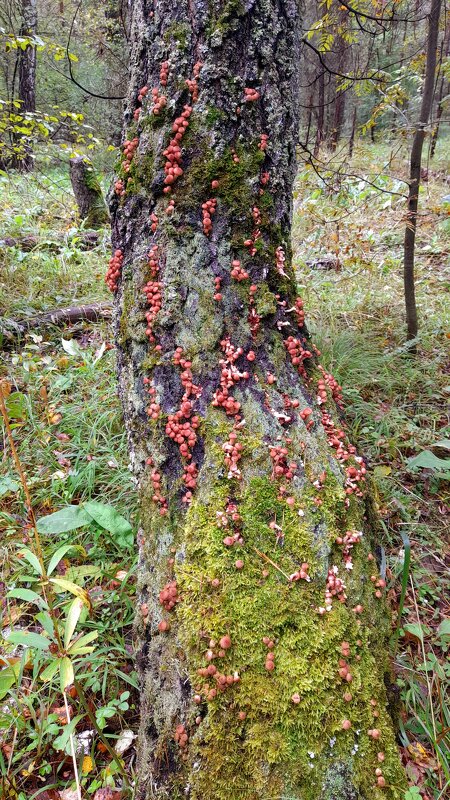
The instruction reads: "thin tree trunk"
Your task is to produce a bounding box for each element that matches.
[330,87,346,151]
[349,105,357,158]
[305,91,314,149]
[111,1,406,798]
[403,0,442,343]
[430,24,449,159]
[314,70,325,156]
[17,0,37,171]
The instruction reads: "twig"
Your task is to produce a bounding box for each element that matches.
[63,690,82,800]
[252,547,290,581]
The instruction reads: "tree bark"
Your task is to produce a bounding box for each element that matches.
[17,0,37,171]
[314,70,325,156]
[348,105,357,159]
[111,1,406,798]
[430,22,449,159]
[403,0,442,343]
[70,156,110,228]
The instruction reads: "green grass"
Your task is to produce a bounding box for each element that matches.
[0,139,449,799]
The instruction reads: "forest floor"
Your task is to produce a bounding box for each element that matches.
[0,140,449,800]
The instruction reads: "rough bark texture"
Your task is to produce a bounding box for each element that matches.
[70,156,110,228]
[403,0,442,343]
[110,1,406,798]
[17,0,37,171]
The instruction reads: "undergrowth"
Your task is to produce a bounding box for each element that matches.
[0,139,448,799]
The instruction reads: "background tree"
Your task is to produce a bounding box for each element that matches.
[16,0,37,169]
[111,1,407,797]
[403,0,442,344]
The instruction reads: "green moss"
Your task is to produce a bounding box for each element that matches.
[138,399,404,800]
[175,134,264,222]
[132,147,155,189]
[207,0,246,39]
[254,282,277,317]
[205,106,228,128]
[163,21,191,50]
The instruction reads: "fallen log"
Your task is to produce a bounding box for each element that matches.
[0,230,101,252]
[0,302,112,343]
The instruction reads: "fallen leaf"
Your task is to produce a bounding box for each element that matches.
[60,791,79,800]
[93,789,122,800]
[114,728,136,755]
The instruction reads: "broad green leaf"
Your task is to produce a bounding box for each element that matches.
[65,564,101,583]
[47,544,85,576]
[40,659,61,682]
[49,577,91,608]
[403,622,430,643]
[0,475,20,498]
[36,505,92,535]
[5,391,27,419]
[407,450,450,472]
[36,611,56,637]
[0,663,20,699]
[6,588,48,608]
[59,656,74,691]
[18,547,42,576]
[67,629,98,654]
[438,619,450,638]
[64,598,84,649]
[433,438,450,450]
[83,501,133,548]
[6,630,51,650]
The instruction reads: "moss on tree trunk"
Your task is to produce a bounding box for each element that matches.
[110,1,407,798]
[70,156,109,228]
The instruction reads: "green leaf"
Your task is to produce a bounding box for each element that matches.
[53,714,83,754]
[65,564,101,583]
[36,505,92,535]
[438,619,450,639]
[433,438,450,450]
[407,450,450,473]
[59,656,74,691]
[49,577,91,608]
[5,391,27,419]
[5,630,51,650]
[47,544,85,576]
[64,598,84,649]
[36,611,56,637]
[403,622,429,642]
[40,658,61,683]
[18,547,42,575]
[0,663,20,699]
[6,588,48,608]
[67,629,98,654]
[83,501,133,548]
[0,475,20,498]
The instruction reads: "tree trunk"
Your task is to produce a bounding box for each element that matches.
[17,0,37,171]
[430,23,449,159]
[314,70,325,156]
[70,156,110,228]
[330,86,346,151]
[349,105,357,159]
[111,2,406,798]
[403,0,442,344]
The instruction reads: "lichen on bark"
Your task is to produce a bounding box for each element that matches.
[110,1,407,798]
